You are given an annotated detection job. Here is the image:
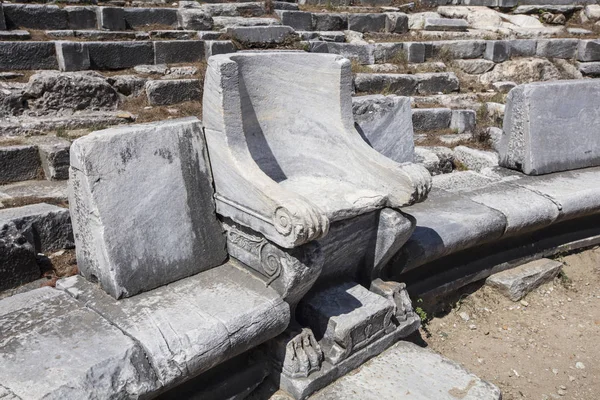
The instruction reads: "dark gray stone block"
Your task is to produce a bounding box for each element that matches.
[486,258,562,301]
[385,12,408,34]
[66,6,97,30]
[56,41,90,72]
[354,73,418,95]
[0,145,41,184]
[577,40,600,62]
[96,7,125,31]
[69,118,226,298]
[348,13,387,33]
[277,10,313,31]
[412,108,452,132]
[86,41,154,70]
[508,39,537,57]
[3,4,68,30]
[154,40,204,64]
[485,40,509,63]
[124,7,179,28]
[29,136,71,181]
[536,39,578,59]
[0,203,73,253]
[0,222,38,292]
[312,12,347,31]
[146,79,202,105]
[205,40,237,59]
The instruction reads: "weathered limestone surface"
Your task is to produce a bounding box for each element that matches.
[24,71,119,114]
[277,10,312,30]
[69,117,226,298]
[0,203,73,253]
[203,52,430,248]
[123,7,179,28]
[348,13,387,33]
[66,6,97,30]
[454,146,499,172]
[454,59,495,74]
[311,42,375,65]
[96,7,125,31]
[499,80,600,175]
[424,18,468,31]
[486,258,563,301]
[58,261,290,390]
[0,287,158,399]
[311,341,501,400]
[352,95,414,163]
[146,79,202,105]
[536,39,578,59]
[577,40,600,62]
[28,136,71,180]
[205,40,237,58]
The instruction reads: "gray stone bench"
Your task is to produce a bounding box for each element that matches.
[389,166,600,297]
[0,261,289,399]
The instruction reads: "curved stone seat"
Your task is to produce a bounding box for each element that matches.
[203,51,431,249]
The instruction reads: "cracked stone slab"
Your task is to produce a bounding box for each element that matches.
[58,261,290,390]
[311,341,501,400]
[0,287,158,399]
[486,258,562,301]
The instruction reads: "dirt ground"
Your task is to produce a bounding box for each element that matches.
[418,247,600,400]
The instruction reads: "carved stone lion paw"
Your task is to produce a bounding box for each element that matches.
[282,328,323,378]
[273,198,329,246]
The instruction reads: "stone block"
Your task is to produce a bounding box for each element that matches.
[312,12,347,31]
[373,43,404,64]
[424,18,468,31]
[154,40,204,64]
[0,42,58,70]
[431,40,486,59]
[500,80,600,175]
[58,262,290,389]
[395,190,506,271]
[0,222,38,292]
[146,79,202,105]
[432,170,496,193]
[412,108,452,132]
[385,12,408,34]
[213,16,280,28]
[124,7,179,28]
[66,6,97,30]
[311,42,375,65]
[277,10,313,30]
[416,72,459,94]
[311,341,501,400]
[297,282,394,365]
[3,4,68,30]
[298,31,345,42]
[226,26,295,45]
[178,9,214,30]
[0,145,41,184]
[96,7,125,31]
[0,203,73,252]
[454,146,498,172]
[492,81,516,93]
[205,40,237,59]
[536,39,578,59]
[202,2,266,17]
[0,288,158,398]
[69,118,226,298]
[450,109,476,134]
[274,1,300,10]
[352,95,414,163]
[414,147,442,175]
[108,74,148,97]
[508,39,537,57]
[454,59,495,74]
[348,13,387,33]
[354,73,418,95]
[0,4,5,31]
[405,42,425,63]
[86,42,154,70]
[466,182,561,236]
[578,61,600,76]
[484,40,509,63]
[56,41,90,72]
[28,136,71,180]
[486,258,562,301]
[0,30,29,40]
[577,40,600,62]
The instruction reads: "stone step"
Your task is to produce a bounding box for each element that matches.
[310,341,501,400]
